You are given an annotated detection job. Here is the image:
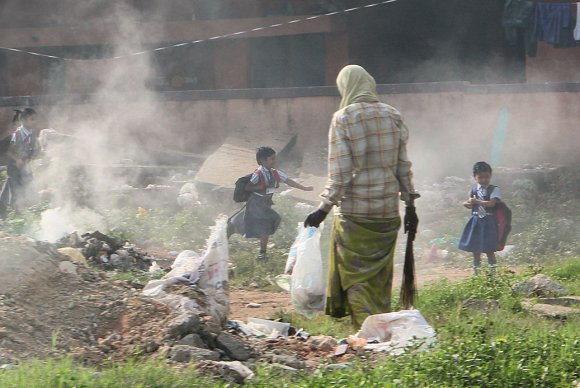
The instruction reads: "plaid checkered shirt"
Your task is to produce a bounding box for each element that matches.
[320,102,416,218]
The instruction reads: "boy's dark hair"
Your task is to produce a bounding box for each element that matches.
[473,161,492,176]
[256,146,276,164]
[13,108,36,123]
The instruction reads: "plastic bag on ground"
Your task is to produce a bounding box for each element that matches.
[290,225,325,318]
[273,274,291,292]
[142,216,229,324]
[355,309,436,355]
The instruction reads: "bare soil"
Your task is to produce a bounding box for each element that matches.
[0,231,470,366]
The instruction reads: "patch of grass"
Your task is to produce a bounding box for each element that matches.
[272,309,353,339]
[544,257,580,294]
[0,358,212,388]
[106,270,159,285]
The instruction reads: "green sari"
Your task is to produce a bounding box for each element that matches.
[326,214,400,328]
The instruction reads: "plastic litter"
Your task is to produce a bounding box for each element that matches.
[142,217,230,323]
[355,310,436,355]
[246,317,290,338]
[290,225,325,318]
[284,223,301,274]
[274,274,291,292]
[148,261,163,274]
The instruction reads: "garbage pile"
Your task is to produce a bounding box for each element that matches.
[55,231,153,272]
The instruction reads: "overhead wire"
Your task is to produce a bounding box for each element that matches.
[0,0,398,62]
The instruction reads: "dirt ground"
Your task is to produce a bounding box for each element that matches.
[0,231,472,367]
[229,262,472,321]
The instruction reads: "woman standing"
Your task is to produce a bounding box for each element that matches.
[304,65,419,327]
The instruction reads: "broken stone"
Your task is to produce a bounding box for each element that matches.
[522,300,580,319]
[216,333,252,361]
[269,363,298,374]
[141,339,159,353]
[246,303,262,308]
[512,274,567,298]
[58,261,77,275]
[270,354,306,369]
[461,299,500,314]
[306,335,338,352]
[198,361,254,384]
[166,312,201,339]
[537,296,580,308]
[169,345,220,363]
[178,333,207,349]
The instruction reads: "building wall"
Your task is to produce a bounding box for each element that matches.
[526,43,580,83]
[2,84,578,178]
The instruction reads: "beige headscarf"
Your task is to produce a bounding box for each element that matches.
[336,65,380,109]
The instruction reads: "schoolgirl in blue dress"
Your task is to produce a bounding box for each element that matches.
[458,161,501,275]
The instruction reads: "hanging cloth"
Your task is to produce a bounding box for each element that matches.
[574,3,580,41]
[535,3,577,48]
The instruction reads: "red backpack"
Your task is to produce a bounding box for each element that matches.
[471,185,512,251]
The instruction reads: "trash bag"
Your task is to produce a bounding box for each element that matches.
[355,309,436,355]
[290,225,325,318]
[284,223,302,274]
[143,217,230,324]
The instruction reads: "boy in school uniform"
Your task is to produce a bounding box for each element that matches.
[230,146,313,260]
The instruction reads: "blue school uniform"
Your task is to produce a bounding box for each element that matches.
[229,166,288,238]
[458,185,502,253]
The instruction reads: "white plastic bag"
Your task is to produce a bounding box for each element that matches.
[355,309,436,355]
[284,223,303,274]
[290,225,325,318]
[142,217,229,323]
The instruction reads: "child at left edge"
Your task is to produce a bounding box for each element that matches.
[458,161,501,275]
[231,146,314,260]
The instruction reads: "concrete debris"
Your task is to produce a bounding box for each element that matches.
[198,360,255,384]
[178,333,207,349]
[522,300,580,319]
[56,231,153,272]
[216,332,252,361]
[269,363,299,374]
[166,311,201,339]
[512,274,567,298]
[169,345,220,362]
[58,261,78,275]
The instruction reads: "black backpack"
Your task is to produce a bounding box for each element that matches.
[233,173,253,203]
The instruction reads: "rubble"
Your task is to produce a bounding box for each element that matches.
[169,345,220,363]
[56,231,154,272]
[197,360,255,384]
[178,333,207,348]
[216,332,252,361]
[512,274,567,298]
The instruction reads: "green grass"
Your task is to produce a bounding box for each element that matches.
[0,359,212,388]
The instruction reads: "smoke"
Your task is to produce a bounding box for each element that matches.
[32,2,181,242]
